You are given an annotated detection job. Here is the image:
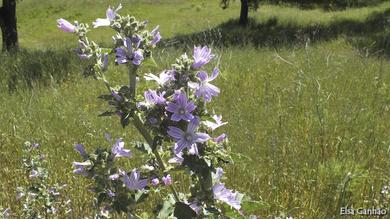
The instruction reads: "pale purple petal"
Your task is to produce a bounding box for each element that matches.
[57,18,76,33]
[168,126,184,140]
[151,178,160,186]
[195,133,210,142]
[74,144,87,158]
[214,133,226,143]
[213,183,241,210]
[162,174,172,186]
[92,18,110,28]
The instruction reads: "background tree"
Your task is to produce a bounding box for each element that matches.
[0,0,18,52]
[221,0,260,26]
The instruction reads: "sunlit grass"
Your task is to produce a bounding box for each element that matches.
[0,0,389,218]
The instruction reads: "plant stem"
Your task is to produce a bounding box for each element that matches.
[128,66,137,99]
[132,114,181,202]
[128,66,181,203]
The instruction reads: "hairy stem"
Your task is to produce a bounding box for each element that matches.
[128,66,181,203]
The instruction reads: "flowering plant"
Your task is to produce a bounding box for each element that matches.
[58,4,257,218]
[16,142,71,218]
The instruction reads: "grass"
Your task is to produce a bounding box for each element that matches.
[1,0,390,218]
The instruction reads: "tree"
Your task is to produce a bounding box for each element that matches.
[221,0,260,26]
[0,0,18,52]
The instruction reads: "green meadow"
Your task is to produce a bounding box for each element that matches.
[0,0,389,218]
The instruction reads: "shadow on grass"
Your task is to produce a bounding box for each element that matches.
[0,49,83,93]
[166,8,390,57]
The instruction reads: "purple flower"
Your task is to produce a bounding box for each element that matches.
[109,173,120,180]
[213,183,241,210]
[150,26,161,46]
[57,18,76,33]
[189,202,202,215]
[72,161,91,176]
[107,190,116,198]
[93,4,122,28]
[166,91,196,122]
[32,143,40,149]
[29,170,39,178]
[122,169,148,191]
[162,174,172,186]
[111,138,131,159]
[151,178,160,186]
[203,114,227,131]
[167,118,210,155]
[144,70,175,86]
[214,133,226,143]
[168,151,184,164]
[215,167,224,181]
[144,89,166,105]
[111,90,122,102]
[102,53,108,71]
[189,68,220,102]
[132,34,142,48]
[74,144,87,158]
[192,46,215,69]
[115,37,144,66]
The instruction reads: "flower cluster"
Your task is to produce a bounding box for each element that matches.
[58,4,254,218]
[16,142,71,218]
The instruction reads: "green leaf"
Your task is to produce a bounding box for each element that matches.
[135,189,149,203]
[157,194,176,219]
[120,112,131,127]
[134,141,152,154]
[173,202,196,219]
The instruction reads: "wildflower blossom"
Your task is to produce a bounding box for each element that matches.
[74,144,88,158]
[111,139,131,159]
[192,46,214,69]
[162,174,172,186]
[115,37,144,66]
[109,173,120,181]
[150,26,161,46]
[167,118,210,155]
[122,169,148,191]
[144,89,166,105]
[29,170,39,178]
[168,151,184,164]
[93,4,122,28]
[203,114,227,131]
[144,70,175,86]
[107,190,115,198]
[166,91,196,122]
[57,18,76,33]
[151,178,160,186]
[189,68,220,102]
[213,183,241,210]
[214,133,226,143]
[72,161,91,176]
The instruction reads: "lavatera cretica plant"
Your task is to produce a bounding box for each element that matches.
[57,4,258,219]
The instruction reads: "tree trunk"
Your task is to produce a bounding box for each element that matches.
[239,0,249,26]
[0,0,18,52]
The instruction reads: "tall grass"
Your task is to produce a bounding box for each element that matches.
[0,0,389,217]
